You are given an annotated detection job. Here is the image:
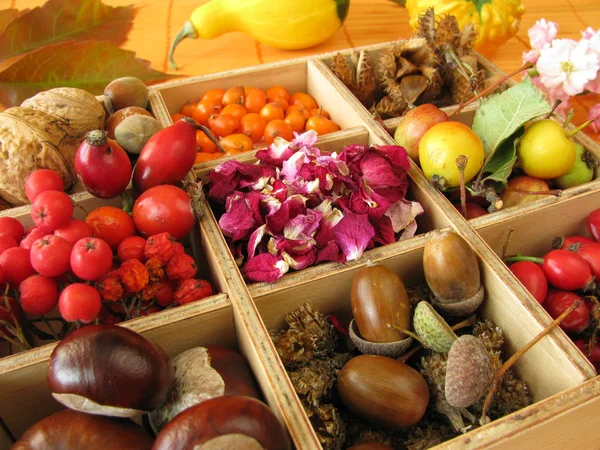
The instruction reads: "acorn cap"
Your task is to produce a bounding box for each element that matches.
[431,285,484,317]
[349,319,413,358]
[413,301,457,353]
[445,335,493,408]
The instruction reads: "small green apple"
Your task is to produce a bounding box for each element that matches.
[554,143,596,189]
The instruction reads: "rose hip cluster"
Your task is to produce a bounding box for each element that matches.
[0,170,213,349]
[506,208,600,371]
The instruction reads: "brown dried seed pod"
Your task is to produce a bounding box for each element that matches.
[435,15,462,50]
[331,53,355,92]
[445,335,493,408]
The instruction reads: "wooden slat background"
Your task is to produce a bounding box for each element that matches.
[1,0,599,141]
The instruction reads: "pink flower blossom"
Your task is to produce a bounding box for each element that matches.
[589,104,600,134]
[523,19,558,64]
[537,38,599,96]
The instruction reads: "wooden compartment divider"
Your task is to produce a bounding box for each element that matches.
[1,42,600,449]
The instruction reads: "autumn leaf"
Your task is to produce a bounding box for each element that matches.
[0,41,177,106]
[0,0,135,60]
[0,9,26,35]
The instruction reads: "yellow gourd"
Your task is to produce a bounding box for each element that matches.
[405,0,525,55]
[169,0,350,70]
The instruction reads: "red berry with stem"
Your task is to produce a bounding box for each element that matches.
[20,227,51,250]
[0,247,36,286]
[553,235,595,250]
[0,234,18,256]
[30,235,73,277]
[54,220,94,245]
[58,283,102,323]
[508,261,548,304]
[19,275,59,315]
[31,190,74,231]
[587,208,600,242]
[544,290,590,333]
[570,242,600,279]
[117,236,147,262]
[505,249,595,292]
[25,169,64,202]
[70,238,113,281]
[0,217,25,243]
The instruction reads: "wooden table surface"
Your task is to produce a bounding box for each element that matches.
[2,0,600,140]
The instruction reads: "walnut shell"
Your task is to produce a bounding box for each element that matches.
[21,87,105,138]
[0,107,79,205]
[445,335,493,408]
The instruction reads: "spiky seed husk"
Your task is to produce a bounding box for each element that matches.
[460,23,478,52]
[331,53,355,93]
[445,335,493,408]
[353,50,378,107]
[270,302,337,368]
[306,404,346,450]
[289,359,338,408]
[371,96,407,119]
[415,8,436,46]
[435,15,462,51]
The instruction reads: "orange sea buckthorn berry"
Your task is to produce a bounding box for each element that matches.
[306,116,340,135]
[220,134,254,155]
[264,120,294,145]
[259,103,285,124]
[222,86,246,106]
[192,100,222,127]
[309,108,330,119]
[196,131,218,154]
[221,104,247,123]
[201,88,226,104]
[269,96,290,112]
[284,110,306,133]
[290,92,318,110]
[286,104,310,119]
[195,152,221,164]
[244,88,267,114]
[240,113,266,143]
[266,86,291,103]
[180,102,197,118]
[208,114,238,137]
[171,113,184,123]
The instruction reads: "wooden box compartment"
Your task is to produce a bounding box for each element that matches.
[251,226,595,449]
[381,107,600,227]
[153,58,369,164]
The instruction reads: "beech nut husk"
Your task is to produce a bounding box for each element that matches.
[149,345,261,433]
[12,409,153,450]
[412,301,457,353]
[351,264,411,343]
[47,324,174,417]
[152,395,291,450]
[338,355,429,428]
[423,230,483,316]
[349,319,413,358]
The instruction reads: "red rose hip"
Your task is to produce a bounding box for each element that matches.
[58,284,102,323]
[70,238,113,281]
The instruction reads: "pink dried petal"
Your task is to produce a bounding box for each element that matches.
[281,152,308,180]
[265,195,307,234]
[338,144,370,165]
[248,224,268,259]
[208,160,274,201]
[373,215,396,246]
[278,236,316,256]
[269,179,288,202]
[292,129,318,148]
[360,153,404,190]
[284,210,323,240]
[315,241,345,264]
[332,212,375,262]
[314,204,344,248]
[399,219,419,241]
[244,191,264,225]
[348,185,391,220]
[384,199,424,233]
[282,248,317,270]
[373,145,411,172]
[256,138,295,166]
[243,253,289,283]
[219,192,256,242]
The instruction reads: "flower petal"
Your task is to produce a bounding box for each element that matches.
[243,253,289,283]
[219,192,256,242]
[332,213,375,262]
[385,199,424,233]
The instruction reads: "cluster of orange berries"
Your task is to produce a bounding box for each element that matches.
[170,85,341,164]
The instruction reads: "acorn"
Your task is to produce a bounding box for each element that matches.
[423,230,484,316]
[445,335,493,408]
[412,301,457,352]
[350,263,413,357]
[337,355,429,429]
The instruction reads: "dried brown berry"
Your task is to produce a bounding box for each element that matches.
[445,335,493,408]
[144,232,177,265]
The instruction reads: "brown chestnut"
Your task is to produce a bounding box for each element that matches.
[47,324,174,417]
[152,395,291,450]
[337,355,429,429]
[11,409,153,449]
[351,264,411,343]
[149,345,261,432]
[423,230,484,316]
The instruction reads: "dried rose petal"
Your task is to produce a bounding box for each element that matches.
[265,195,307,235]
[282,249,317,270]
[281,151,308,180]
[256,137,296,166]
[243,253,289,283]
[332,213,375,262]
[315,242,344,264]
[384,199,424,233]
[219,192,256,242]
[248,225,268,259]
[284,210,322,240]
[347,185,391,220]
[373,215,396,246]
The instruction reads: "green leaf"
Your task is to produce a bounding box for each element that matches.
[0,9,24,35]
[480,126,525,188]
[0,41,177,107]
[0,0,135,60]
[472,77,551,157]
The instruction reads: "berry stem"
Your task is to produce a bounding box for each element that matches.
[480,299,582,425]
[194,124,226,154]
[40,314,61,341]
[503,254,544,264]
[566,119,595,139]
[456,155,468,219]
[545,99,564,119]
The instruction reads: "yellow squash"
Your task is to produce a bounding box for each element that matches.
[405,0,524,55]
[169,0,350,70]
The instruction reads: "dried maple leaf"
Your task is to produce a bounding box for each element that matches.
[0,41,176,107]
[0,0,135,60]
